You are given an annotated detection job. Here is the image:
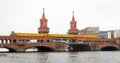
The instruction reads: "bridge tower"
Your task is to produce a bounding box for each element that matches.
[38,8,49,34]
[68,11,79,34]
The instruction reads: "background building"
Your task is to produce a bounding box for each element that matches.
[79,27,99,35]
[97,30,120,39]
[79,27,120,39]
[97,31,111,39]
[110,30,120,38]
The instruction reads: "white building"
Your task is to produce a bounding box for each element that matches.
[97,30,120,39]
[97,31,111,39]
[110,30,120,38]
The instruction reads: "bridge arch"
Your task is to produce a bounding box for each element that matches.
[25,46,55,52]
[101,46,118,51]
[0,47,17,52]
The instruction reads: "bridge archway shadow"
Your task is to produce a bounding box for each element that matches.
[101,46,118,51]
[0,47,16,52]
[25,46,55,52]
[69,44,91,52]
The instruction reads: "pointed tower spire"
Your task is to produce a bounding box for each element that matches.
[72,11,75,21]
[68,11,79,34]
[42,8,45,19]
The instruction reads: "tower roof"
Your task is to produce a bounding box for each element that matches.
[72,11,75,21]
[42,8,46,19]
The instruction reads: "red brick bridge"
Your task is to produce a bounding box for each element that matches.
[0,35,120,52]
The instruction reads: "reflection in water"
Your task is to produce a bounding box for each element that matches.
[0,51,120,63]
[0,53,7,56]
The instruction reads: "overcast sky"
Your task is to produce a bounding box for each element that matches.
[0,0,120,35]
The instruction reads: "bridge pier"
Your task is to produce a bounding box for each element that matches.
[16,43,25,52]
[89,44,100,51]
[16,48,25,52]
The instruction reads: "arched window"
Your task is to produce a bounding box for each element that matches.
[37,40,40,43]
[41,40,43,43]
[13,39,16,44]
[47,40,50,43]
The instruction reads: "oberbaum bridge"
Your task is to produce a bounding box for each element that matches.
[0,9,120,52]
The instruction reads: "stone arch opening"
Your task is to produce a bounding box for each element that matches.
[13,39,16,44]
[25,46,55,52]
[0,47,16,52]
[101,46,118,51]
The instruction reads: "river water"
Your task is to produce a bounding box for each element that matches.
[0,51,120,63]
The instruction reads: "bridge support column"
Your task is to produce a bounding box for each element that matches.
[1,40,3,44]
[16,43,25,52]
[89,44,100,51]
[55,42,67,52]
[17,48,25,52]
